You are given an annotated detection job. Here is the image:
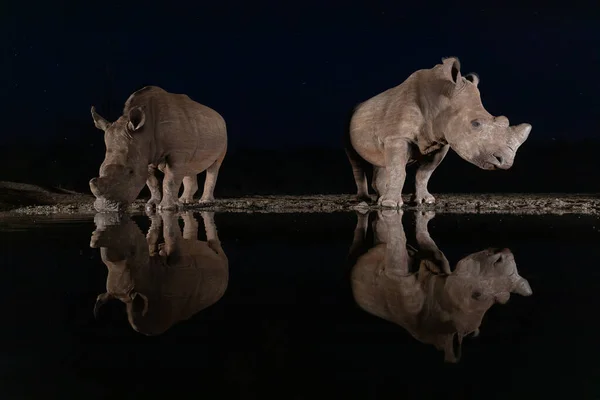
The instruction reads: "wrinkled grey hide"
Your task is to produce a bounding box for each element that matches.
[91,211,228,336]
[349,210,532,362]
[345,57,532,208]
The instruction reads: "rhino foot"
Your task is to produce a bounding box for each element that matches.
[178,196,195,205]
[158,200,183,211]
[377,196,403,209]
[145,198,161,212]
[198,197,215,205]
[411,192,436,205]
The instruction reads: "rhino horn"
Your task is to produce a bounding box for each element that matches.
[513,277,533,297]
[93,292,113,318]
[91,106,110,131]
[443,332,463,363]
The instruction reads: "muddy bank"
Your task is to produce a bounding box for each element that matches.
[1,181,599,216]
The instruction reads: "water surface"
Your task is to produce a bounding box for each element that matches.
[1,210,599,399]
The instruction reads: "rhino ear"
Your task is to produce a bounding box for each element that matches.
[91,106,110,131]
[441,56,461,84]
[127,106,146,132]
[465,73,480,87]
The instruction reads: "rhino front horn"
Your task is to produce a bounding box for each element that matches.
[93,292,113,318]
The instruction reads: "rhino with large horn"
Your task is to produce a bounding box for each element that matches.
[345,57,532,208]
[89,86,227,212]
[90,211,229,336]
[349,210,532,363]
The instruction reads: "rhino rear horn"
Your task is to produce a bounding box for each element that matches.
[91,106,110,131]
[93,292,113,318]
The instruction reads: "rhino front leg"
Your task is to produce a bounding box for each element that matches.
[199,148,226,204]
[179,176,198,204]
[378,137,410,209]
[159,211,183,256]
[159,169,184,211]
[377,209,411,278]
[146,213,163,256]
[201,212,224,255]
[412,145,449,205]
[181,211,199,240]
[145,165,162,211]
[415,211,451,274]
[372,166,388,197]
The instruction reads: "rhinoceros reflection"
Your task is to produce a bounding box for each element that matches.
[349,210,532,363]
[90,211,228,336]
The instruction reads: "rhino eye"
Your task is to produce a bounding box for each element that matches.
[471,120,481,128]
[472,291,482,300]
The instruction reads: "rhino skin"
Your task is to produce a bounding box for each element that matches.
[345,57,532,208]
[90,210,229,336]
[348,210,532,363]
[89,86,227,212]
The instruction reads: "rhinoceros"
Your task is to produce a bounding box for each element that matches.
[349,210,532,362]
[345,57,532,208]
[89,86,227,212]
[90,211,229,336]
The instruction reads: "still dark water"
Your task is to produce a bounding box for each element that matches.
[1,210,599,399]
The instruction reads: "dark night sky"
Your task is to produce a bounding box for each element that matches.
[2,1,599,151]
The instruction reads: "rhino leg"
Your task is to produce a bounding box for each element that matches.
[415,211,451,274]
[349,211,369,259]
[179,176,198,204]
[159,169,184,211]
[199,147,226,204]
[344,144,370,202]
[377,209,412,278]
[411,145,449,205]
[201,212,224,255]
[159,211,183,256]
[372,166,388,197]
[377,138,410,208]
[181,211,199,240]
[145,165,162,211]
[146,213,163,256]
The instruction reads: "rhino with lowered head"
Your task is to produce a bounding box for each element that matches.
[89,86,227,212]
[91,211,229,336]
[349,210,532,362]
[345,57,532,208]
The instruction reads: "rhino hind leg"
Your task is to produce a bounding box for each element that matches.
[199,147,226,204]
[344,144,371,202]
[179,176,199,204]
[145,165,162,211]
[411,145,449,205]
[158,170,184,211]
[377,138,410,208]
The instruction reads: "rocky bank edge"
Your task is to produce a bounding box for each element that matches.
[1,181,600,216]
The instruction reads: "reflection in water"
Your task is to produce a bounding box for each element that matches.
[90,211,229,336]
[349,210,532,363]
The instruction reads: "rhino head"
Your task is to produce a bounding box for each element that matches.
[433,57,532,170]
[426,248,531,362]
[89,106,150,212]
[90,214,150,324]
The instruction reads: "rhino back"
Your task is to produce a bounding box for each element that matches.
[349,70,427,164]
[351,245,425,327]
[126,86,227,165]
